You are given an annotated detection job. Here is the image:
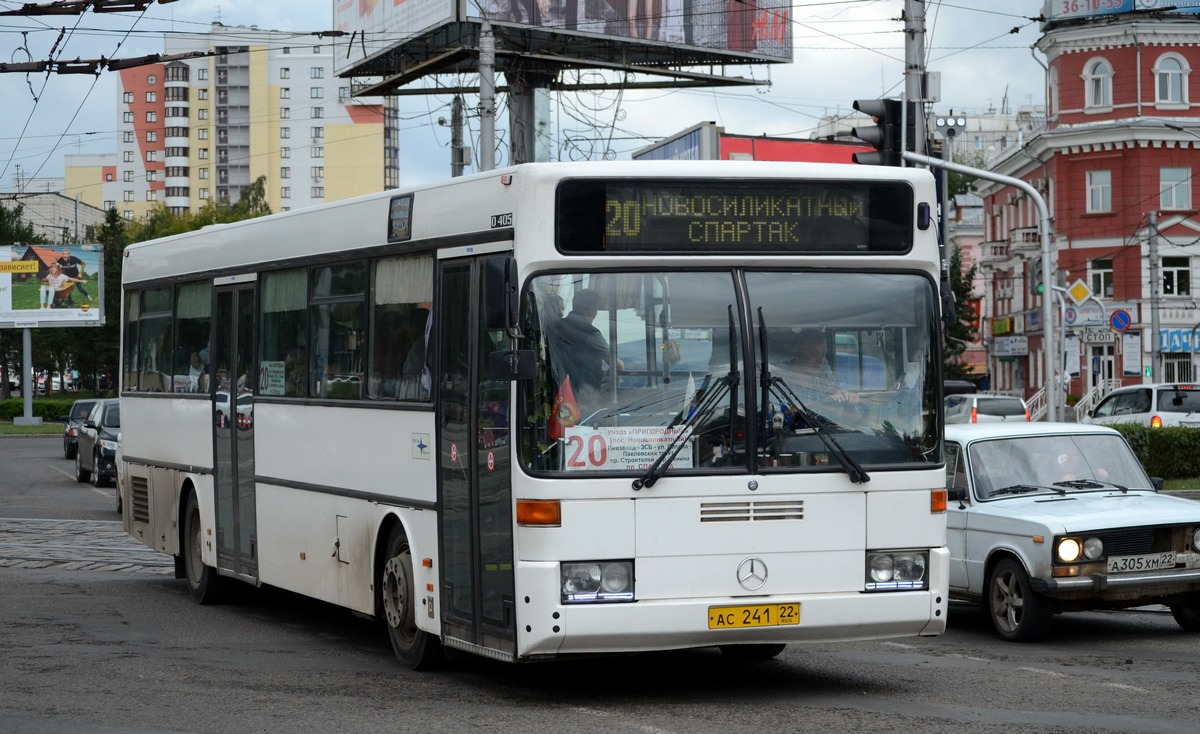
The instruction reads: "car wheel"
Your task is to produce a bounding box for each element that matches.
[91,451,108,488]
[75,450,91,483]
[1170,603,1200,632]
[183,491,221,604]
[986,558,1053,642]
[718,644,787,661]
[380,526,442,670]
[116,485,122,515]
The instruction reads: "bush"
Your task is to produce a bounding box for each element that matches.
[0,397,78,422]
[1107,423,1200,480]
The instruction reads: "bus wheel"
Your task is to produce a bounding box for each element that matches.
[719,644,787,661]
[987,558,1051,642]
[381,527,442,670]
[183,491,221,605]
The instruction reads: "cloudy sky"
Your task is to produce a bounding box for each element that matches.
[0,0,1048,193]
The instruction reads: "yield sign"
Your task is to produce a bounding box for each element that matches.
[1066,279,1092,306]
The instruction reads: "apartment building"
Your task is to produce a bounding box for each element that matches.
[69,23,398,220]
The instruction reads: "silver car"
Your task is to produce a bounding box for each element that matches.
[944,394,1029,424]
[944,422,1200,641]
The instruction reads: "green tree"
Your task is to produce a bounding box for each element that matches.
[944,244,981,380]
[946,150,988,199]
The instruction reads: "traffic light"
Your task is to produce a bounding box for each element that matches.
[852,99,920,166]
[1029,256,1044,296]
[851,99,901,166]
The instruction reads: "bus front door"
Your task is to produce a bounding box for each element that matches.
[437,256,516,657]
[211,282,258,582]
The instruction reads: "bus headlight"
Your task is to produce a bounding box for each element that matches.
[865,551,928,591]
[561,560,634,603]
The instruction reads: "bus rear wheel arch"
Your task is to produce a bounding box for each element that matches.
[379,524,442,670]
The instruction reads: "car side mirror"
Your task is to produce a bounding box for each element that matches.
[83,420,97,430]
[1151,477,1164,491]
[947,486,967,503]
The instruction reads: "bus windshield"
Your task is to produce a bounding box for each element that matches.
[520,270,939,476]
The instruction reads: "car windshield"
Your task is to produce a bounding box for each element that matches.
[968,433,1152,499]
[520,269,940,477]
[70,402,95,420]
[102,404,120,429]
[1156,386,1200,413]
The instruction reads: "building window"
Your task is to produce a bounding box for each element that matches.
[1089,258,1114,298]
[123,92,134,104]
[146,170,157,182]
[283,47,290,54]
[104,200,115,209]
[146,111,157,122]
[339,87,350,100]
[1155,54,1189,106]
[281,146,291,158]
[198,109,208,120]
[198,128,209,140]
[281,127,291,139]
[1163,257,1191,297]
[281,187,291,199]
[123,210,133,220]
[145,91,157,103]
[280,67,290,79]
[198,68,208,80]
[310,87,324,99]
[124,190,134,202]
[199,168,209,179]
[310,67,324,79]
[199,148,209,160]
[200,188,209,200]
[146,131,157,142]
[124,170,133,182]
[281,167,291,179]
[313,45,321,54]
[312,146,324,158]
[311,186,324,198]
[1086,170,1112,213]
[311,166,324,180]
[146,74,157,85]
[311,126,324,139]
[1084,58,1113,110]
[123,151,134,162]
[146,190,157,202]
[123,111,134,123]
[281,107,291,119]
[281,87,291,99]
[198,89,208,100]
[123,131,134,143]
[312,107,323,119]
[1161,167,1191,210]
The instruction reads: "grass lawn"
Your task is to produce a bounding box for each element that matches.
[0,420,63,436]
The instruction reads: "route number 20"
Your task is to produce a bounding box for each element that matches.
[565,434,608,468]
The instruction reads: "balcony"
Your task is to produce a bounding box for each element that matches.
[980,240,1011,264]
[1011,226,1041,255]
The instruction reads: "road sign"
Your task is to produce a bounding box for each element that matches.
[1110,309,1131,332]
[1066,279,1093,306]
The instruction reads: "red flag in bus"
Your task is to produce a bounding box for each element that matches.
[549,377,580,440]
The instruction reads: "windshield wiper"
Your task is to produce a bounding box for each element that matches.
[990,484,1055,496]
[756,309,869,484]
[633,374,730,490]
[1053,478,1130,493]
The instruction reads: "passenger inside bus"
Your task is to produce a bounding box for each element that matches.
[777,329,861,413]
[547,289,623,399]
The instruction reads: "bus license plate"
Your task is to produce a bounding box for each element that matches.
[1107,552,1176,573]
[708,603,800,629]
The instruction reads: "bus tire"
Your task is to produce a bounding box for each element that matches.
[986,558,1052,642]
[381,526,442,670]
[1170,602,1200,632]
[183,491,221,605]
[719,644,787,660]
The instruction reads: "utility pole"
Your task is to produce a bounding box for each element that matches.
[478,21,496,171]
[903,0,927,159]
[1149,210,1161,380]
[450,96,465,178]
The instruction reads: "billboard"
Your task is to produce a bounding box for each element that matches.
[1,244,104,328]
[334,0,792,76]
[1046,0,1200,22]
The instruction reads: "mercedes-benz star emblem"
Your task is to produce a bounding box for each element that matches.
[736,557,768,591]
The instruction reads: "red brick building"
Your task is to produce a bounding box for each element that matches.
[978,10,1200,417]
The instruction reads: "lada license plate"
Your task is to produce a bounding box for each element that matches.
[1107,552,1176,573]
[708,603,800,629]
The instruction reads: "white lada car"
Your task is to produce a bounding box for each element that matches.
[944,422,1200,641]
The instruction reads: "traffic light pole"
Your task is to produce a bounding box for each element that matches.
[903,150,1061,421]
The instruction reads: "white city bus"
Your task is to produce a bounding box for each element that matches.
[119,161,949,669]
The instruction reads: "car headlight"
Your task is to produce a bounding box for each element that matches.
[865,550,928,591]
[561,560,634,603]
[100,439,118,452]
[1193,528,1200,551]
[1057,537,1081,563]
[1083,537,1104,560]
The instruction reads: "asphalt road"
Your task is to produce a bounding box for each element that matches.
[2,435,1200,734]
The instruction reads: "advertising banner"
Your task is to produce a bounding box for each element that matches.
[335,0,792,75]
[1047,0,1200,22]
[1,244,103,328]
